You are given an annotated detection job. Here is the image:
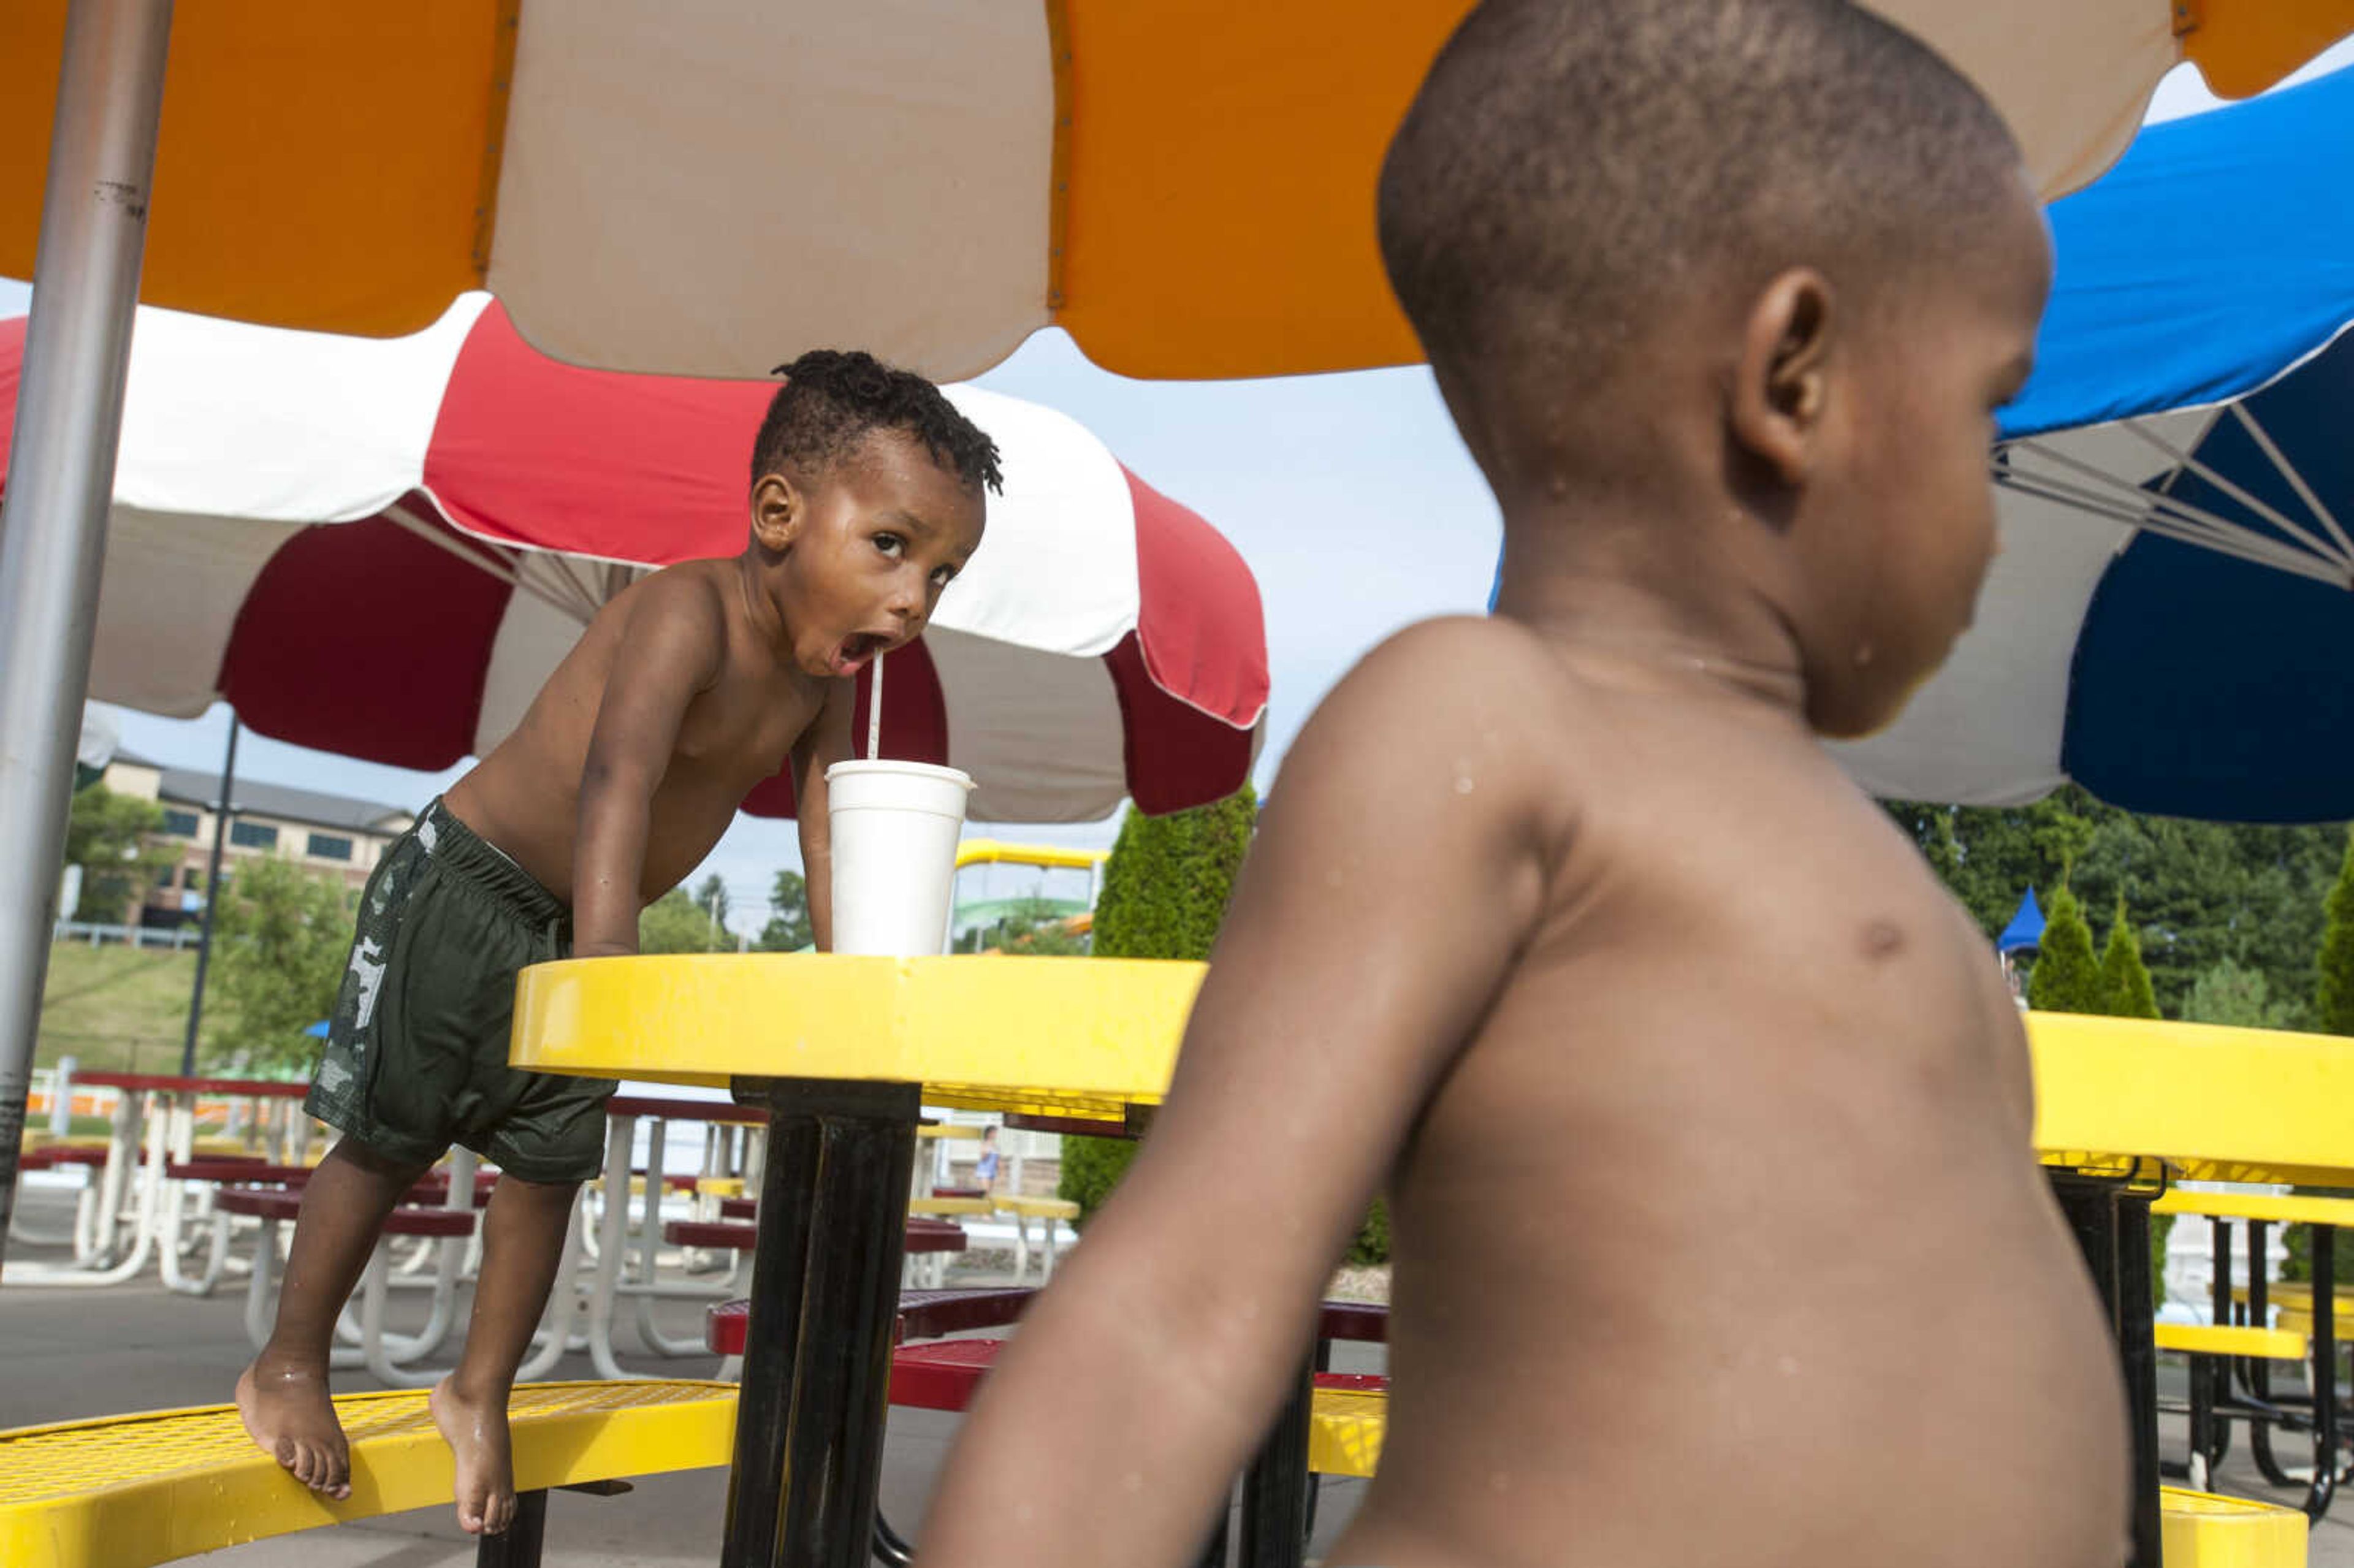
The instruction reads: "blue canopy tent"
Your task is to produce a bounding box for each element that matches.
[1997,888,2047,956]
[1836,66,2354,822]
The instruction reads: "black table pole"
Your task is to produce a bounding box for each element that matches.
[776,1079,922,1568]
[720,1087,824,1568]
[1236,1353,1317,1568]
[2050,1171,2162,1568]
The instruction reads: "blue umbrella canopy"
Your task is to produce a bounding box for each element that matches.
[1837,66,2354,822]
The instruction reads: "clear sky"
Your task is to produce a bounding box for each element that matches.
[7,44,2351,931]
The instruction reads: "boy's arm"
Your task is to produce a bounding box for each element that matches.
[570,578,728,958]
[790,679,856,952]
[915,619,1561,1568]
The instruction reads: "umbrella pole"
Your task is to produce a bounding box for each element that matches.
[0,0,173,1273]
[178,712,238,1076]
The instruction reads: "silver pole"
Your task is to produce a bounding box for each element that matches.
[0,0,174,1272]
[178,711,237,1076]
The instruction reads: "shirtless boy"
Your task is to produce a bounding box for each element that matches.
[917,3,2128,1566]
[237,350,998,1534]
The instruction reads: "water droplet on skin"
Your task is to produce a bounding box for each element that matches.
[1453,774,1475,796]
[1489,1471,1511,1493]
[1853,642,1875,668]
[1778,1353,1800,1376]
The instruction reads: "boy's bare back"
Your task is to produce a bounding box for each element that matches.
[915,4,2127,1566]
[448,559,832,912]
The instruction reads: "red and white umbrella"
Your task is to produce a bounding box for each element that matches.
[0,295,1267,822]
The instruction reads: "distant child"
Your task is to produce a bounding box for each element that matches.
[916,4,2129,1567]
[975,1125,1002,1191]
[237,351,1000,1536]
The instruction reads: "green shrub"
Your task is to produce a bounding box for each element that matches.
[1346,1198,1391,1266]
[2279,1196,2354,1281]
[2317,827,2354,1036]
[1060,789,1256,1225]
[2027,884,2106,1014]
[2183,958,2304,1030]
[2098,896,2161,1021]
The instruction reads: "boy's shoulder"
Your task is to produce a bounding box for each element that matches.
[595,558,737,644]
[1285,614,1586,843]
[1344,614,1572,708]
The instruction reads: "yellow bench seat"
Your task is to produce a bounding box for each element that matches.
[2154,1190,2354,1228]
[992,1195,1080,1220]
[2155,1323,2310,1360]
[909,1195,994,1217]
[2162,1486,2307,1567]
[1309,1388,2305,1566]
[0,1380,736,1568]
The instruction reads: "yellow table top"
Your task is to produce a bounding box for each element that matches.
[514,954,1200,1122]
[513,956,2354,1183]
[908,1197,994,1217]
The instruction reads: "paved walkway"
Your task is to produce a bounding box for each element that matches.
[0,1184,1374,1565]
[6,1184,2350,1565]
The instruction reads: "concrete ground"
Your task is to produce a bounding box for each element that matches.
[0,1184,1375,1566]
[6,1182,2351,1566]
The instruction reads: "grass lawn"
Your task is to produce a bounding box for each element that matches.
[36,941,201,1075]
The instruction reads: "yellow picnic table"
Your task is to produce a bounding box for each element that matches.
[512,956,2354,1568]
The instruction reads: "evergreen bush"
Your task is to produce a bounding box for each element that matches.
[2315,827,2354,1036]
[2098,896,2162,1021]
[1061,788,1257,1223]
[2027,883,2105,1014]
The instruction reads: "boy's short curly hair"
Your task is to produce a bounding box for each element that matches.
[753,349,1004,497]
[1378,0,2021,469]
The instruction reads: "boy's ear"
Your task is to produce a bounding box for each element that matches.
[750,472,802,552]
[1728,268,1835,488]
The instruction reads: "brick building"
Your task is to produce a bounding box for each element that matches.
[100,753,413,926]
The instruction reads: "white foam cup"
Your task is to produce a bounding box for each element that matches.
[825,760,975,956]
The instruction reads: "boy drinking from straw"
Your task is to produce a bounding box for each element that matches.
[918,3,2127,1566]
[238,351,997,1534]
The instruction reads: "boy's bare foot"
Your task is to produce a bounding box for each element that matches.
[430,1375,517,1535]
[236,1358,352,1498]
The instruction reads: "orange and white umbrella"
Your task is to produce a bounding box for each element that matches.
[4,2,2350,383]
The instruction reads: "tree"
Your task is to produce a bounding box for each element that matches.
[2182,958,2304,1030]
[208,858,354,1073]
[62,783,171,925]
[757,869,813,952]
[1889,788,2347,1018]
[2315,828,2354,1037]
[640,888,725,954]
[1883,793,2097,938]
[2097,896,2161,1020]
[694,873,731,946]
[2027,883,2107,1014]
[1061,788,1258,1222]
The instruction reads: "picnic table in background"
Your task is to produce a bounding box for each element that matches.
[6,1071,309,1288]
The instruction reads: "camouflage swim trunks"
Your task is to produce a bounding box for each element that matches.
[304,798,614,1184]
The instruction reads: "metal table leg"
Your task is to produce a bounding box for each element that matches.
[718,1078,920,1568]
[1236,1353,1316,1568]
[2051,1171,2162,1568]
[719,1091,821,1568]
[2312,1225,2340,1520]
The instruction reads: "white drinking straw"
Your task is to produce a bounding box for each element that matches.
[867,649,886,759]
